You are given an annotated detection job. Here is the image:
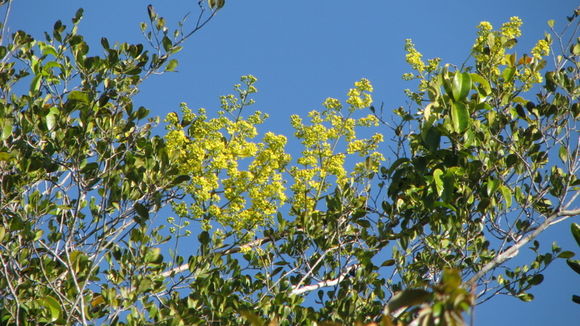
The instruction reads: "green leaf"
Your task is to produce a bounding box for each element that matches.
[381,259,395,267]
[502,67,516,82]
[144,247,162,264]
[433,168,444,196]
[240,311,266,326]
[1,119,12,140]
[162,36,172,52]
[441,268,462,290]
[166,59,178,72]
[451,102,469,133]
[572,42,580,56]
[559,146,568,163]
[0,152,14,162]
[198,231,210,245]
[558,251,575,259]
[72,8,84,24]
[0,225,5,242]
[421,125,440,151]
[68,90,90,104]
[355,219,371,228]
[528,274,544,285]
[46,113,56,131]
[547,20,555,28]
[134,203,149,222]
[30,74,42,93]
[567,259,580,274]
[571,223,580,247]
[171,175,190,186]
[517,293,534,302]
[385,289,431,314]
[499,185,512,208]
[101,37,110,50]
[39,295,61,322]
[470,73,491,96]
[486,178,499,196]
[451,72,472,101]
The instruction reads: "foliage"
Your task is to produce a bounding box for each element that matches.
[0,1,578,325]
[567,223,580,304]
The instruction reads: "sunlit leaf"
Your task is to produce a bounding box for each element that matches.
[144,247,162,264]
[499,185,512,208]
[39,295,61,322]
[451,72,471,101]
[559,146,568,163]
[451,102,469,133]
[166,59,178,72]
[502,67,516,82]
[517,293,534,302]
[1,119,11,140]
[46,113,56,131]
[433,168,444,196]
[385,289,431,314]
[30,74,42,93]
[470,73,491,96]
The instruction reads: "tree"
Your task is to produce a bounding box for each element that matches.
[0,1,578,325]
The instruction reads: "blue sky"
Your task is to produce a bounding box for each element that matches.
[10,0,579,324]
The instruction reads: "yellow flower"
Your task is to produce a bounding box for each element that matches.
[501,16,522,40]
[531,39,550,59]
[404,39,425,73]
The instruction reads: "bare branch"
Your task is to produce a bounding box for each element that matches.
[466,207,580,287]
[290,264,359,296]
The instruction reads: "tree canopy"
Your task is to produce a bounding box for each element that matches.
[0,1,578,325]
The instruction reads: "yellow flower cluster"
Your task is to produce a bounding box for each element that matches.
[165,76,290,231]
[472,17,550,91]
[531,39,550,59]
[404,39,425,74]
[403,40,440,82]
[290,79,384,215]
[346,78,374,111]
[501,17,523,40]
[477,21,493,33]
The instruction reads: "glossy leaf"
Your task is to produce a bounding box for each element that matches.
[470,73,491,96]
[572,223,580,247]
[499,185,512,208]
[451,72,472,101]
[39,295,61,322]
[30,74,42,93]
[433,168,444,196]
[451,102,469,133]
[46,113,56,131]
[567,259,580,274]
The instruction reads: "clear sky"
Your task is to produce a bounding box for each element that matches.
[10,1,579,324]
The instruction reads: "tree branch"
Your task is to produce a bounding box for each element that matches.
[290,264,359,296]
[160,233,278,278]
[466,207,580,287]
